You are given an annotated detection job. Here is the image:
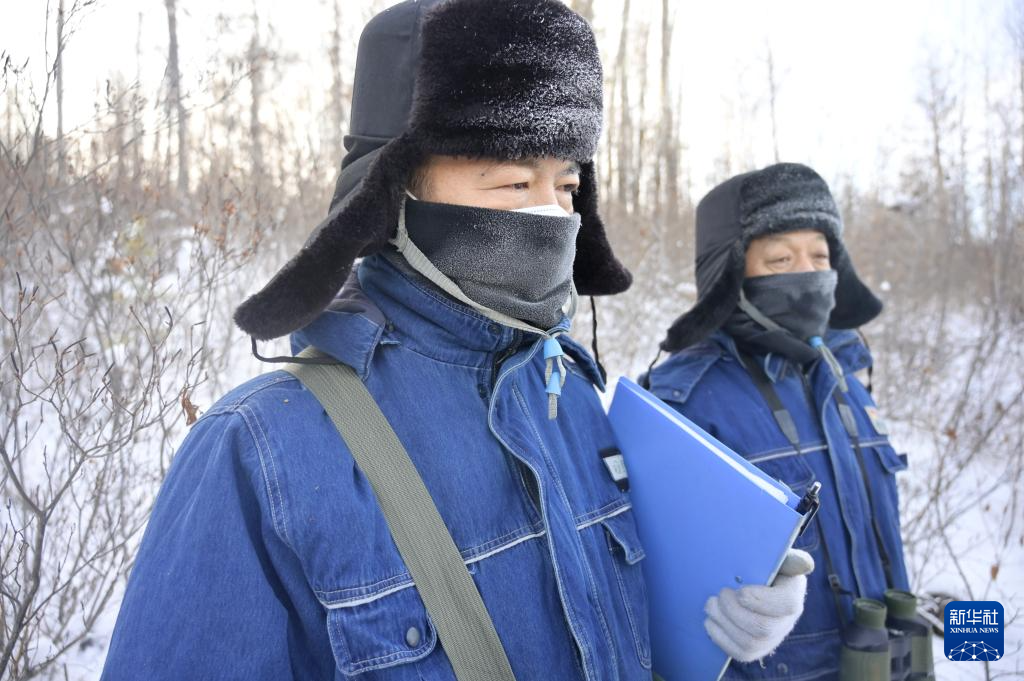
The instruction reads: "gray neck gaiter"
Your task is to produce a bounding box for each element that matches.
[741,269,839,342]
[398,198,580,331]
[724,269,839,365]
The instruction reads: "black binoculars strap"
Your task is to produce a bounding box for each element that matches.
[738,352,898,595]
[739,354,933,679]
[833,391,897,589]
[737,353,852,628]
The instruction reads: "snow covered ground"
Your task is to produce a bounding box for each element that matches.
[893,415,1023,681]
[878,306,1024,680]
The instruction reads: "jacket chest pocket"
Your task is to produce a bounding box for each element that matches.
[867,442,908,545]
[581,508,652,672]
[326,584,453,680]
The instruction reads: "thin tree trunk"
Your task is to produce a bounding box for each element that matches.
[614,0,632,209]
[766,43,780,164]
[633,22,648,213]
[113,81,127,186]
[4,87,12,150]
[675,83,688,204]
[329,0,347,162]
[165,0,189,194]
[249,9,265,193]
[660,0,678,224]
[1019,53,1024,182]
[957,53,969,243]
[982,62,994,240]
[925,63,949,234]
[922,59,953,329]
[134,11,144,184]
[56,0,66,182]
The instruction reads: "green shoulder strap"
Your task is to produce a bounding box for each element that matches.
[284,348,516,681]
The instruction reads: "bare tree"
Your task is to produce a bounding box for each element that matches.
[164,0,189,194]
[1012,0,1024,181]
[921,58,954,241]
[248,7,266,193]
[765,42,781,164]
[133,12,145,185]
[328,0,349,163]
[55,0,66,182]
[612,0,632,209]
[656,0,680,226]
[0,10,262,677]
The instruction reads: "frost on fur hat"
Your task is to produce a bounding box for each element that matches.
[235,0,632,340]
[660,162,883,353]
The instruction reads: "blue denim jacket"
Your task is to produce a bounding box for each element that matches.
[102,254,651,681]
[646,330,909,681]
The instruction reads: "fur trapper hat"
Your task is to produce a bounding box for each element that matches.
[660,163,882,353]
[235,0,632,340]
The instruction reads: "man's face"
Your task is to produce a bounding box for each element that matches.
[744,230,831,277]
[411,155,581,214]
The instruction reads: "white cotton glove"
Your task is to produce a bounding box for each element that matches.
[704,548,814,662]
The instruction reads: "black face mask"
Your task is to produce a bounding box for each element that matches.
[742,270,838,340]
[395,198,580,331]
[724,270,838,364]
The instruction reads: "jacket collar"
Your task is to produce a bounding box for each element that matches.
[714,332,791,383]
[647,327,872,406]
[714,328,871,383]
[644,340,720,405]
[288,269,387,380]
[290,254,604,386]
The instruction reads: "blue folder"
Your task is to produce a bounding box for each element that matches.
[607,378,816,681]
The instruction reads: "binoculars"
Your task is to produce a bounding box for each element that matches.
[840,591,935,680]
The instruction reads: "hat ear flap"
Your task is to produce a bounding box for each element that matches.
[659,241,746,352]
[830,250,883,328]
[234,135,424,340]
[572,161,632,296]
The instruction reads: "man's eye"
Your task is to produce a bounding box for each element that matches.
[769,256,791,265]
[507,182,529,191]
[813,253,830,260]
[559,183,580,194]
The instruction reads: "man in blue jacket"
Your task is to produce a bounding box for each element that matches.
[646,163,911,680]
[102,3,809,679]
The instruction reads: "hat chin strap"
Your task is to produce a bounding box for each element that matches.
[737,290,785,334]
[391,197,577,419]
[737,290,848,392]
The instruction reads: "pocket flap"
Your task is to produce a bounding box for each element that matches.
[873,444,909,474]
[327,584,437,675]
[601,509,646,565]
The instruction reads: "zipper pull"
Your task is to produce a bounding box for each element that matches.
[543,338,566,420]
[809,336,849,393]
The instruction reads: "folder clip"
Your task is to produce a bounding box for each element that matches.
[795,481,822,537]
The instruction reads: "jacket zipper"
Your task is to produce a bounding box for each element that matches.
[799,370,817,411]
[488,330,542,513]
[490,330,522,390]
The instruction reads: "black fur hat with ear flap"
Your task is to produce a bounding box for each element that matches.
[234,0,632,340]
[659,162,883,353]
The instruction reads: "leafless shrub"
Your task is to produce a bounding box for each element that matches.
[0,14,261,678]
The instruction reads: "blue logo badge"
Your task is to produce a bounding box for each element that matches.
[944,601,1003,662]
